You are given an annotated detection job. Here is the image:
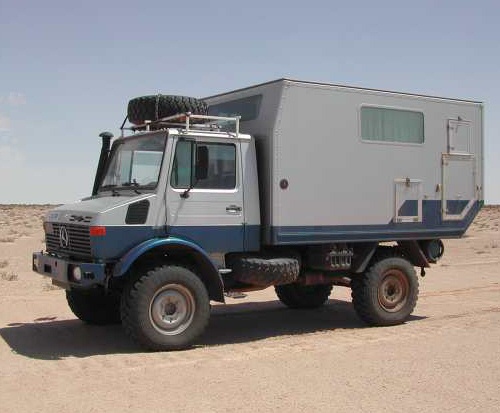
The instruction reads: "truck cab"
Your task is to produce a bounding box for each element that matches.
[34,114,264,349]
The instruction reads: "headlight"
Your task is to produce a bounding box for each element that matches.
[72,266,82,281]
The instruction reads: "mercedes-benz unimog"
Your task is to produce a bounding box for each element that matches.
[33,79,484,350]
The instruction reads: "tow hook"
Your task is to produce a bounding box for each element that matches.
[104,273,112,292]
[420,267,426,277]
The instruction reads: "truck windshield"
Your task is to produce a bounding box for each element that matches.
[99,133,167,192]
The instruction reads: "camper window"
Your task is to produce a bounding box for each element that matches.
[361,106,424,144]
[208,95,262,121]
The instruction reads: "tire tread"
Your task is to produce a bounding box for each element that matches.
[351,257,419,326]
[275,283,333,309]
[120,265,210,351]
[66,289,121,325]
[127,95,208,125]
[230,257,300,286]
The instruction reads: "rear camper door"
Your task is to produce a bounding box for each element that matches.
[442,117,478,221]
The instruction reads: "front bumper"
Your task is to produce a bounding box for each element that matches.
[32,251,107,288]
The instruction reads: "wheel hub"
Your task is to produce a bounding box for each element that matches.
[149,284,195,335]
[378,269,409,313]
[164,302,176,316]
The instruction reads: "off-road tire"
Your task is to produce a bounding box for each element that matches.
[351,257,419,326]
[230,257,300,287]
[120,265,210,351]
[127,95,208,125]
[275,283,333,309]
[66,289,121,325]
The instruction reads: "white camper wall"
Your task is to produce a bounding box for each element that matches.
[206,79,483,244]
[272,81,482,229]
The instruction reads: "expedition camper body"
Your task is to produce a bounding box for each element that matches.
[33,79,483,350]
[207,79,483,244]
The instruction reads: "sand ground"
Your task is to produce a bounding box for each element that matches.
[0,205,499,412]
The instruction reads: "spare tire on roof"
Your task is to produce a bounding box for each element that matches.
[127,95,208,125]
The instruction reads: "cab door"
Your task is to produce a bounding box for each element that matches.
[166,136,245,253]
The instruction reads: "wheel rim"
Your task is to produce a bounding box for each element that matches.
[149,284,196,336]
[377,269,409,313]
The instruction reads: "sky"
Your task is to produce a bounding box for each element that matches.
[1,0,499,204]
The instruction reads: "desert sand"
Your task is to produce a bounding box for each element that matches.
[0,205,499,412]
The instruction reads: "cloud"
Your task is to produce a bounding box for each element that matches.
[0,114,11,131]
[0,143,25,166]
[7,92,27,106]
[0,93,27,107]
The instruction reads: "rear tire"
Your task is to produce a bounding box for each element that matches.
[66,289,121,325]
[275,283,333,309]
[351,257,419,326]
[121,265,210,351]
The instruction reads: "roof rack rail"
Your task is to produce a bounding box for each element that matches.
[120,112,241,138]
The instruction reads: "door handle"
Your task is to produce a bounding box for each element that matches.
[226,205,242,214]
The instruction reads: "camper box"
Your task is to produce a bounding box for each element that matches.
[206,79,484,245]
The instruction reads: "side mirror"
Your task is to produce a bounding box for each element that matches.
[195,145,208,180]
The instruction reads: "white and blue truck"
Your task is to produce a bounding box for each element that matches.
[33,79,484,350]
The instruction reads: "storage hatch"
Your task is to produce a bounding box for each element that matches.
[442,154,477,221]
[394,179,423,223]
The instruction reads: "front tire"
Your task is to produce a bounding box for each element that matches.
[351,257,419,326]
[275,283,333,309]
[121,265,210,351]
[66,289,121,325]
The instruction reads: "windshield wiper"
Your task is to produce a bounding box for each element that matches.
[120,180,142,194]
[122,180,139,187]
[99,184,122,196]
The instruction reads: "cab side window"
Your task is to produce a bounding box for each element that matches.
[170,140,193,188]
[171,141,236,190]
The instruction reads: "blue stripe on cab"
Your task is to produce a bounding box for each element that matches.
[91,226,162,260]
[167,225,261,253]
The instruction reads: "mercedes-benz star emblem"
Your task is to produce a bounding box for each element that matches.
[59,226,69,248]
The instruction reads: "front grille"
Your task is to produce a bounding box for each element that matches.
[46,223,91,258]
[68,214,93,223]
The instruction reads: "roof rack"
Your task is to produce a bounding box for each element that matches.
[120,112,241,138]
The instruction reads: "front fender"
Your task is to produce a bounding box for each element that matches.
[113,237,225,302]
